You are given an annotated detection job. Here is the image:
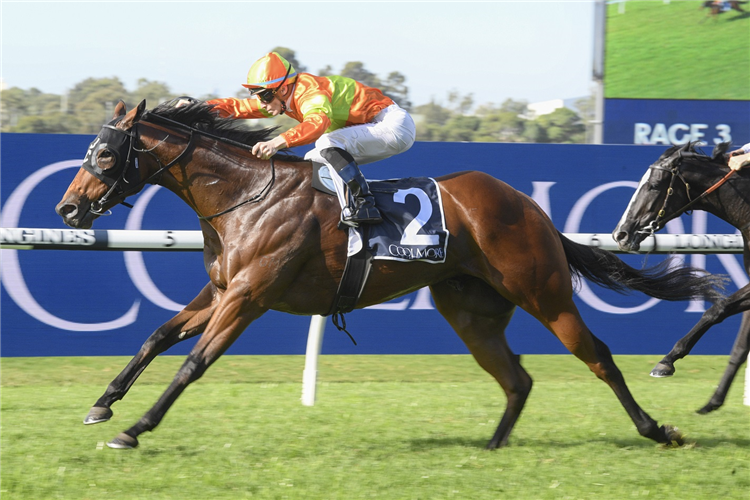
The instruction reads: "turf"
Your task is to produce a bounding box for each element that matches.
[1,354,748,499]
[605,1,750,100]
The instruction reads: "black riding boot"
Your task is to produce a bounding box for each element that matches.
[320,147,382,226]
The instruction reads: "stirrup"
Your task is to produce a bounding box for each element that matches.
[338,215,359,230]
[343,204,382,225]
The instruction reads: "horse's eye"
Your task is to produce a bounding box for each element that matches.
[97,149,116,167]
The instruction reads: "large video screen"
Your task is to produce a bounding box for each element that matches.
[605,1,750,100]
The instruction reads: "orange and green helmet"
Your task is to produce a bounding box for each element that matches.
[242,52,298,91]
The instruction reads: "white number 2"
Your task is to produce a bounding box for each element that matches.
[393,188,439,246]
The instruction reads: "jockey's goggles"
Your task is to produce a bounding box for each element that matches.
[249,62,293,104]
[253,88,277,104]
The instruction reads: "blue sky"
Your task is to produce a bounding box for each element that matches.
[1,1,597,108]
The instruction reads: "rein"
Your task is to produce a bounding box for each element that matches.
[140,114,278,221]
[638,153,736,236]
[197,159,276,221]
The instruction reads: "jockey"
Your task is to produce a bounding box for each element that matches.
[207,52,416,227]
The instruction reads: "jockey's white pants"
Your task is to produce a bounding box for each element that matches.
[304,104,416,213]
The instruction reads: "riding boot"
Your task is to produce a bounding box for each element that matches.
[320,147,382,226]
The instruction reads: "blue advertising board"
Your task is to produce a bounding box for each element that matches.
[1,134,745,357]
[604,99,750,146]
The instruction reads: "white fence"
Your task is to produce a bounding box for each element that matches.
[1,228,748,407]
[1,227,746,254]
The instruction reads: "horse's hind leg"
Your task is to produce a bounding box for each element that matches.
[528,290,683,445]
[430,276,532,449]
[84,282,217,425]
[651,286,750,378]
[697,316,750,414]
[483,235,680,444]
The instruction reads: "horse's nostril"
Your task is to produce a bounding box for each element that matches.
[56,203,79,218]
[613,231,628,243]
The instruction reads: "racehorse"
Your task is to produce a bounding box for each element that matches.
[55,100,726,449]
[613,142,749,414]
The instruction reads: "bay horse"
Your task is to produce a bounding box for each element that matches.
[613,142,749,414]
[55,100,725,449]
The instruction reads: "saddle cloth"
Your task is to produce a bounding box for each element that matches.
[312,163,449,264]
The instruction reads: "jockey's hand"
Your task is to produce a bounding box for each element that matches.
[251,136,287,160]
[175,97,196,108]
[728,151,750,171]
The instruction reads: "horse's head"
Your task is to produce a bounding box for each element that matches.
[56,100,148,228]
[612,142,731,252]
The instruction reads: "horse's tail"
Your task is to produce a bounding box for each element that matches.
[557,231,727,302]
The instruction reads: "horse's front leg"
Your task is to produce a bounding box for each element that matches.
[651,285,750,377]
[84,282,218,425]
[107,281,265,449]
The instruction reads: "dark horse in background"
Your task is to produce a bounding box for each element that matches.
[614,142,749,414]
[701,0,747,19]
[56,100,726,449]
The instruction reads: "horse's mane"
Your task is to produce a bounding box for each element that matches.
[659,141,732,164]
[143,100,280,149]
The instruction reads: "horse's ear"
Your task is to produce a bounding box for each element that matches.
[134,100,147,120]
[712,142,730,161]
[113,100,128,119]
[119,100,147,131]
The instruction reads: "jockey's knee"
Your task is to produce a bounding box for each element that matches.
[314,134,346,153]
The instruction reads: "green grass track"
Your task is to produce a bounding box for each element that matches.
[2,354,748,499]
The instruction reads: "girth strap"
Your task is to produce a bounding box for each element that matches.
[327,225,374,345]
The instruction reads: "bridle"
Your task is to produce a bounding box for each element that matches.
[637,151,735,236]
[82,116,194,215]
[82,113,276,221]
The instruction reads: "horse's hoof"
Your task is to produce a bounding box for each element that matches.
[649,362,675,378]
[696,402,721,415]
[107,432,139,449]
[83,406,113,425]
[661,425,684,447]
[484,438,507,450]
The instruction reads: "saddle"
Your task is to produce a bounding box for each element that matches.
[311,162,449,331]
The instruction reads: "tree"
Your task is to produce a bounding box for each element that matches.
[380,71,412,111]
[339,61,382,89]
[534,107,585,144]
[69,77,130,132]
[1,87,34,129]
[413,99,452,126]
[1,87,76,133]
[0,57,589,143]
[472,100,529,143]
[10,113,82,134]
[442,115,481,142]
[447,90,474,115]
[474,106,526,143]
[130,79,177,108]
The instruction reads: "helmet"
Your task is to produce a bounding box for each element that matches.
[242,52,297,91]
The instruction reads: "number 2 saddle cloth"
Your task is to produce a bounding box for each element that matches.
[313,163,450,264]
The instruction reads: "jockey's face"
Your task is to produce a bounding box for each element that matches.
[255,85,290,116]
